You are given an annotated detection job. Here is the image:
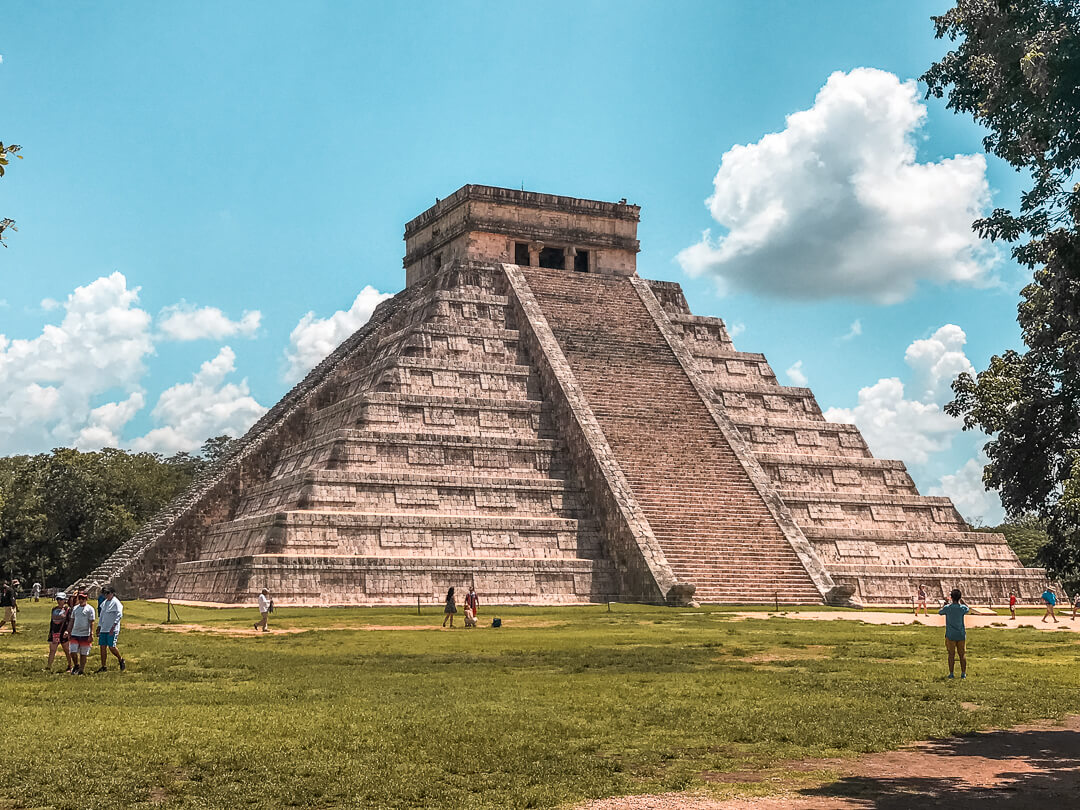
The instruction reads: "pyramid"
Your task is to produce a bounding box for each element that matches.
[81,185,1048,605]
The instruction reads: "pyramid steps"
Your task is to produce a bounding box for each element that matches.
[523,265,824,605]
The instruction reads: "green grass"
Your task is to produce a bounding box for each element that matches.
[2,601,1079,809]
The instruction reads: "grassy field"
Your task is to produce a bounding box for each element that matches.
[2,601,1079,809]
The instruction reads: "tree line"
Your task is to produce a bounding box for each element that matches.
[0,437,234,589]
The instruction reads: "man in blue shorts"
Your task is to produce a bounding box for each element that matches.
[938,588,969,679]
[95,586,126,673]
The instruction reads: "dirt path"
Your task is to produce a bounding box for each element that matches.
[731,610,1080,633]
[126,619,563,636]
[577,716,1080,809]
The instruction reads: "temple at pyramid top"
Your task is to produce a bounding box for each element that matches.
[403,184,641,285]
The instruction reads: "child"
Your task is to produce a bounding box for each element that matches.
[938,588,969,679]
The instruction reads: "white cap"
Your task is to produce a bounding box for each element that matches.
[56,592,67,600]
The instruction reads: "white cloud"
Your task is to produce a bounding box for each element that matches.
[158,302,261,341]
[841,319,863,341]
[283,285,392,383]
[824,324,973,465]
[931,452,1004,526]
[785,360,808,387]
[727,321,746,340]
[132,347,266,454]
[75,392,146,450]
[0,272,153,454]
[678,68,994,303]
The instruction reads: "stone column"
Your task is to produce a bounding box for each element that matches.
[566,246,578,271]
[529,242,544,267]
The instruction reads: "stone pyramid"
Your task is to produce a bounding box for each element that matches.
[82,185,1048,605]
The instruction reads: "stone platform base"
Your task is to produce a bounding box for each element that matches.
[827,564,1049,604]
[167,554,618,606]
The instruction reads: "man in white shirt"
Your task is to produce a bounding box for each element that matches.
[95,586,126,673]
[254,588,271,632]
[67,591,96,675]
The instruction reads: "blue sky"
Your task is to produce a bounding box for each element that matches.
[1,2,1031,522]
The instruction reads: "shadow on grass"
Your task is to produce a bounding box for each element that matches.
[799,725,1080,808]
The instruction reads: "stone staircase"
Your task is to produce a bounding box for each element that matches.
[522,266,823,604]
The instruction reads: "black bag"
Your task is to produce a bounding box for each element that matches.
[491,618,501,628]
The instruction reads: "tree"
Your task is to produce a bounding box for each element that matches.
[923,1,1080,586]
[0,140,23,245]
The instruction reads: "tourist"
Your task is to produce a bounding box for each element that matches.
[0,582,16,634]
[254,588,271,632]
[32,582,41,602]
[1008,591,1017,620]
[442,586,457,628]
[47,593,71,672]
[1041,588,1058,623]
[67,592,96,675]
[915,584,928,616]
[1071,591,1080,620]
[463,586,479,628]
[938,588,969,679]
[95,586,126,673]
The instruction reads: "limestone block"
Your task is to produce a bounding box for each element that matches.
[779,466,810,483]
[723,391,748,408]
[907,542,948,558]
[870,505,906,522]
[834,540,880,558]
[795,431,820,447]
[407,445,444,465]
[423,407,456,426]
[807,503,843,520]
[763,395,788,411]
[832,469,861,486]
[725,360,748,375]
[380,528,433,548]
[394,487,440,506]
[838,432,865,449]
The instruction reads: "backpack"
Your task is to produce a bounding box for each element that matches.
[491,618,501,628]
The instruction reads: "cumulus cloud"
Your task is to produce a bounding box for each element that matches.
[727,321,746,340]
[824,324,973,465]
[931,451,1004,526]
[785,360,808,387]
[132,347,266,454]
[0,272,153,454]
[157,302,261,341]
[283,285,392,383]
[75,392,146,450]
[678,68,994,303]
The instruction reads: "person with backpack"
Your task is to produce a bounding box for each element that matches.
[254,588,271,632]
[1041,588,1058,623]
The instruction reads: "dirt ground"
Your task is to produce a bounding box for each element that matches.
[732,610,1080,633]
[577,716,1080,809]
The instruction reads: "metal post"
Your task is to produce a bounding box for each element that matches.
[417,595,420,616]
[775,592,779,612]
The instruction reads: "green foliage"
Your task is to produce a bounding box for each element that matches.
[923,1,1080,584]
[0,140,23,245]
[3,603,1080,809]
[0,446,214,586]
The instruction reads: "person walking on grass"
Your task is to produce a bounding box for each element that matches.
[46,593,72,672]
[67,592,95,675]
[939,588,969,680]
[1071,591,1080,620]
[463,586,479,628]
[1009,592,1017,620]
[95,586,126,673]
[0,582,17,634]
[254,588,271,632]
[442,586,457,628]
[915,584,928,616]
[1041,588,1058,623]
[32,582,41,602]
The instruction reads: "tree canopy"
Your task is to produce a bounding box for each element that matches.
[923,0,1080,585]
[0,140,22,245]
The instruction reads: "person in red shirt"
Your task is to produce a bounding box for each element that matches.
[463,587,479,628]
[1009,592,1017,621]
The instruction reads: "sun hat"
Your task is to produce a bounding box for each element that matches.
[56,592,67,600]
